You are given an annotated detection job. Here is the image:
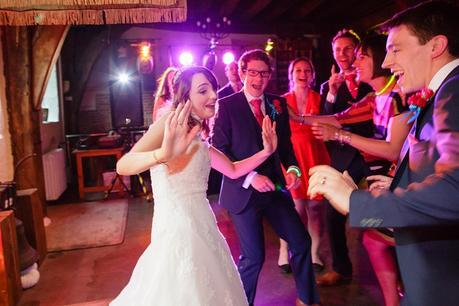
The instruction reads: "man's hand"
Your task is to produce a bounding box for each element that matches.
[251,174,275,192]
[308,165,357,215]
[285,172,301,190]
[328,65,345,96]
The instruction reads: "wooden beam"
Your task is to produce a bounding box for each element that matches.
[2,26,47,215]
[238,0,273,20]
[32,25,69,111]
[259,0,304,22]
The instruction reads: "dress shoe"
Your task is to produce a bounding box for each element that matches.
[312,263,324,274]
[295,298,320,306]
[278,263,292,274]
[316,271,351,286]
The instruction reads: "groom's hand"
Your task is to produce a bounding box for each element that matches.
[285,172,301,190]
[251,174,275,193]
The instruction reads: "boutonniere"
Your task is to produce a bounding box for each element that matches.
[407,88,434,123]
[267,99,283,119]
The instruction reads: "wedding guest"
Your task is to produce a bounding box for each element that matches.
[277,57,329,275]
[311,33,409,306]
[152,67,177,122]
[218,61,243,98]
[318,28,373,286]
[308,2,459,305]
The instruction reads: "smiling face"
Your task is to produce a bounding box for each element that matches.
[353,47,374,83]
[189,73,217,119]
[291,60,314,89]
[332,37,357,72]
[240,59,271,97]
[382,25,432,94]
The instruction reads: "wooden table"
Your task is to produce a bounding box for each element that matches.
[73,147,125,200]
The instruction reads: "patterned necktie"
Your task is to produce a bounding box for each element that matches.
[250,99,264,126]
[345,73,358,99]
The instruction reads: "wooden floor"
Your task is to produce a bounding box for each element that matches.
[18,194,384,306]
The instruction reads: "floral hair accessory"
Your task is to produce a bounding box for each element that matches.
[407,88,434,123]
[268,99,282,119]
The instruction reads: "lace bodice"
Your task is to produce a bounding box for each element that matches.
[150,139,210,203]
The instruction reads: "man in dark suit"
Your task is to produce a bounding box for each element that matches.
[212,49,319,306]
[318,29,374,286]
[217,61,243,99]
[309,2,459,305]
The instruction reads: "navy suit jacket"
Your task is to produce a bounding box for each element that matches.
[212,92,298,214]
[320,80,374,176]
[217,82,236,99]
[349,66,459,305]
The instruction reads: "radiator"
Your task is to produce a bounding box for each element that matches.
[42,148,67,201]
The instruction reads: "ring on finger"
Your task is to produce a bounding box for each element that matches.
[320,177,326,185]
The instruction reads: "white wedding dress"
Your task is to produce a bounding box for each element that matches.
[110,140,248,306]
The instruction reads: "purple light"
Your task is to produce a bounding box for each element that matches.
[222,51,235,65]
[179,51,193,66]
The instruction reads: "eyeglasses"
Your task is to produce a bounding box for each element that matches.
[244,69,271,78]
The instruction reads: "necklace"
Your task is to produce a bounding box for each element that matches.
[375,75,396,96]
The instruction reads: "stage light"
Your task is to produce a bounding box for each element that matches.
[117,72,130,84]
[179,51,193,66]
[222,51,235,65]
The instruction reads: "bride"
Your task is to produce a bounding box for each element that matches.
[110,66,277,306]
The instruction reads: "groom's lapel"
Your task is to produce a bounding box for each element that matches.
[264,94,272,119]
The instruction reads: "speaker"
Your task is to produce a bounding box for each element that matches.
[110,43,144,128]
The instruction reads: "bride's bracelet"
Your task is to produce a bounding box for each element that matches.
[152,150,167,165]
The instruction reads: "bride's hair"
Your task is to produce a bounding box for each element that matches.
[172,66,218,138]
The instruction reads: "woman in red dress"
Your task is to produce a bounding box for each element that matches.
[152,67,178,122]
[277,57,330,274]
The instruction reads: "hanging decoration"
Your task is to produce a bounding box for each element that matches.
[0,0,186,25]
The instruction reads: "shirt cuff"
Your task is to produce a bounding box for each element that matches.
[326,92,336,104]
[242,171,257,189]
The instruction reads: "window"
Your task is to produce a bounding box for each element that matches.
[42,63,60,123]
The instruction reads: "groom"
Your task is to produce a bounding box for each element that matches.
[212,49,319,306]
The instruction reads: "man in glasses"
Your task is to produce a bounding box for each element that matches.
[212,49,320,306]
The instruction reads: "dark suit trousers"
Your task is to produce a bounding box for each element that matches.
[229,190,320,304]
[327,151,367,276]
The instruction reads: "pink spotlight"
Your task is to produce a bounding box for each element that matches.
[222,51,235,65]
[179,51,193,66]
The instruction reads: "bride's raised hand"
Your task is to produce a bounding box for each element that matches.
[159,100,201,161]
[261,116,277,155]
